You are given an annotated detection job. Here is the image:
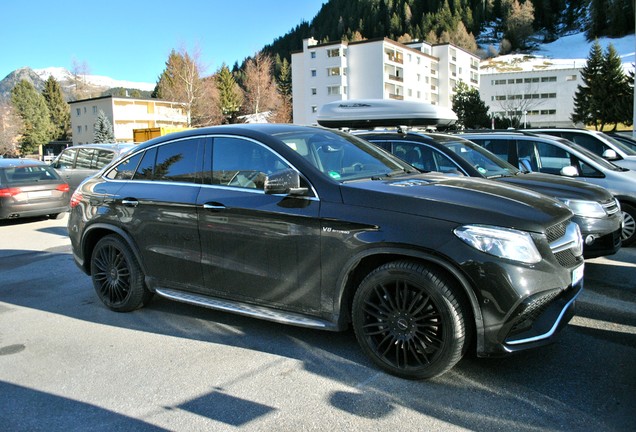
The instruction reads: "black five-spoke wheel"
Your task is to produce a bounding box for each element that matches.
[352,260,468,379]
[91,235,152,312]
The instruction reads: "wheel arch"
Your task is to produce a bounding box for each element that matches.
[80,223,146,276]
[334,247,485,353]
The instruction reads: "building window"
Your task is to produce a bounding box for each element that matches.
[327,48,340,57]
[84,107,87,113]
[311,69,317,77]
[541,76,557,82]
[327,85,341,95]
[327,67,342,76]
[77,125,81,134]
[566,75,577,81]
[92,106,97,114]
[76,108,81,116]
[310,51,316,59]
[311,106,317,113]
[311,88,317,95]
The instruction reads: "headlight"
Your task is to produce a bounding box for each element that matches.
[557,198,606,218]
[454,225,542,264]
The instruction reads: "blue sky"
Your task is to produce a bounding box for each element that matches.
[1,0,325,84]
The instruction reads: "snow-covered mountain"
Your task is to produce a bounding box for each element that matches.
[33,67,155,92]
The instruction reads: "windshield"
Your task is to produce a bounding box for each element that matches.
[274,129,413,181]
[442,139,519,178]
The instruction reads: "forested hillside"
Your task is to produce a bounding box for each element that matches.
[261,0,634,63]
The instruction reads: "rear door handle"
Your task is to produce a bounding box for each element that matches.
[203,203,226,211]
[122,199,139,207]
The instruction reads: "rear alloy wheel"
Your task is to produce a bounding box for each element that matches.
[91,235,152,312]
[352,261,468,379]
[621,204,636,247]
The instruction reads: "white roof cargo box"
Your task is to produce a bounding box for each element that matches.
[316,99,458,129]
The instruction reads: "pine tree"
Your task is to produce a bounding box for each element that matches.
[598,44,632,130]
[10,79,53,155]
[216,64,244,123]
[42,76,70,140]
[93,110,115,143]
[571,40,604,126]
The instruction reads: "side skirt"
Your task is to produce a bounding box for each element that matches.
[154,288,338,331]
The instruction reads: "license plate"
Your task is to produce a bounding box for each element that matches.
[572,263,584,286]
[28,190,52,199]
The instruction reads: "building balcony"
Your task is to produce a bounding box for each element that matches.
[388,93,404,100]
[388,74,404,82]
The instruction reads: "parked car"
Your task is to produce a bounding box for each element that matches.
[356,130,622,258]
[68,124,584,379]
[51,143,134,191]
[460,131,636,246]
[527,128,636,170]
[0,158,69,220]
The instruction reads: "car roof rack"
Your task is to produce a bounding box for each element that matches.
[316,99,458,130]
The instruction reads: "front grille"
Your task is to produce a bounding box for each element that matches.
[546,221,567,243]
[547,220,583,269]
[509,289,561,334]
[602,199,620,215]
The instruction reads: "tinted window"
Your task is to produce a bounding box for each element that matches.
[134,148,157,180]
[75,149,98,169]
[212,137,290,190]
[4,165,60,184]
[107,153,143,180]
[153,140,201,183]
[561,132,607,155]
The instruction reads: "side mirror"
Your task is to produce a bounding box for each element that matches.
[264,169,308,195]
[602,149,618,160]
[560,166,579,177]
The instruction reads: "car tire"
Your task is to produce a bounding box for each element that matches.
[49,212,65,220]
[91,235,153,312]
[621,203,636,247]
[352,260,468,380]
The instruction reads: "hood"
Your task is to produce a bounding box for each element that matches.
[612,157,636,171]
[496,172,614,203]
[340,174,572,234]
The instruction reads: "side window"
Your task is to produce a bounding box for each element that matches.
[107,152,143,180]
[516,141,539,171]
[479,139,511,163]
[134,148,157,180]
[212,137,289,190]
[75,149,97,169]
[95,150,115,169]
[55,148,77,169]
[562,133,606,155]
[153,140,201,183]
[575,158,604,178]
[535,142,571,174]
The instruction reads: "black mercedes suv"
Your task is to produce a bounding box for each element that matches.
[68,124,584,379]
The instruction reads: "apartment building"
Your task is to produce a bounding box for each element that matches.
[479,59,584,127]
[291,37,480,125]
[69,95,188,145]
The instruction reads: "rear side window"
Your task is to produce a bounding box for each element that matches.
[75,149,98,169]
[153,141,200,183]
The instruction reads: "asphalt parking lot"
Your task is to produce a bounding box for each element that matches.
[0,215,634,431]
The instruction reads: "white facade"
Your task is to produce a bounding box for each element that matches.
[479,61,584,127]
[292,37,480,125]
[69,95,188,145]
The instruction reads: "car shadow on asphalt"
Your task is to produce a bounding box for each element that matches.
[1,248,634,431]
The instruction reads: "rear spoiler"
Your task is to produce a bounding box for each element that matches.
[316,99,458,129]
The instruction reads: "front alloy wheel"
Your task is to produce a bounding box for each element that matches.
[621,204,636,246]
[91,235,152,312]
[352,261,468,379]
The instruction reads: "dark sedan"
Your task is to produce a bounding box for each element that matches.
[0,158,69,220]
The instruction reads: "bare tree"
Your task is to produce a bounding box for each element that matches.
[243,52,281,117]
[155,45,207,126]
[71,58,91,100]
[191,76,224,126]
[491,83,545,127]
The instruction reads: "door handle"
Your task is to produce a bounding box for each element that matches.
[203,203,226,210]
[121,199,139,207]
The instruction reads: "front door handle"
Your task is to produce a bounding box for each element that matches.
[122,199,139,207]
[203,203,226,211]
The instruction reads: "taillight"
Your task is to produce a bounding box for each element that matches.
[0,187,21,197]
[57,183,70,193]
[70,191,82,208]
